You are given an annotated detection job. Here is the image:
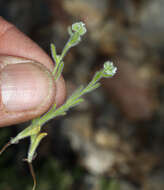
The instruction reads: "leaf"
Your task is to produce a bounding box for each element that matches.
[84,82,101,93]
[27,132,47,163]
[51,43,58,64]
[54,98,84,117]
[67,98,84,108]
[68,26,73,36]
[55,61,64,80]
[10,125,41,144]
[67,85,84,101]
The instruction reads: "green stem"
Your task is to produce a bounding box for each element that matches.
[59,41,72,63]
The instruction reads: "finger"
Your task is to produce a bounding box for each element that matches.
[0,17,53,70]
[0,18,66,127]
[0,17,66,104]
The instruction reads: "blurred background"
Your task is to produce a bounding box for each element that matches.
[0,0,164,189]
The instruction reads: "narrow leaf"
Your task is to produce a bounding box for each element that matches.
[27,132,47,163]
[51,43,57,64]
[67,98,84,108]
[67,85,84,102]
[55,61,64,81]
[10,125,41,144]
[84,82,101,93]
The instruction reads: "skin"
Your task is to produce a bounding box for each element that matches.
[0,17,66,127]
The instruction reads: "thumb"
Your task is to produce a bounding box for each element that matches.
[0,55,56,127]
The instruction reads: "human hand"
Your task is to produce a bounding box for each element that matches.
[0,17,66,127]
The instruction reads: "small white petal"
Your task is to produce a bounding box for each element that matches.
[103,61,117,76]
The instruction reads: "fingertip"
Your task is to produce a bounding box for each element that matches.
[0,18,66,127]
[55,76,66,107]
[0,17,54,71]
[0,55,56,127]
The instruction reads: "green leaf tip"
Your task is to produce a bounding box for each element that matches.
[102,61,117,78]
[72,22,87,36]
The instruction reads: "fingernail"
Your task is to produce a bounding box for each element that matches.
[0,56,55,112]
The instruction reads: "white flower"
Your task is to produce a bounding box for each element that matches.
[103,61,117,77]
[72,22,87,36]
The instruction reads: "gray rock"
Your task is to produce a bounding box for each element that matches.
[143,170,164,190]
[119,180,139,190]
[139,0,164,47]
